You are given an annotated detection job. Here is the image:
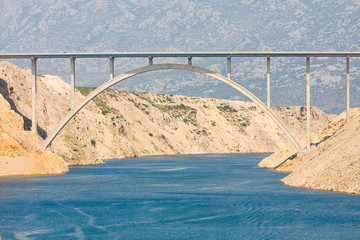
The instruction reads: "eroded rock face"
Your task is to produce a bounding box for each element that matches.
[0,94,68,177]
[280,109,360,194]
[259,108,360,194]
[0,60,332,166]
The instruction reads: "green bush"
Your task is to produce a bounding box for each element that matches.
[217,103,238,113]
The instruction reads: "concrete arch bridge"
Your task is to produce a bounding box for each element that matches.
[0,52,359,153]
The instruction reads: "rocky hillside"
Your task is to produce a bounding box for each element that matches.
[0,93,68,177]
[0,60,332,165]
[259,109,360,194]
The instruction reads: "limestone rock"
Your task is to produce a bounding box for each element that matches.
[259,108,360,194]
[0,93,68,177]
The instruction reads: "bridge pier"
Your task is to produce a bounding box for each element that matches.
[306,57,311,151]
[188,57,192,65]
[346,57,350,123]
[267,57,271,108]
[70,57,76,109]
[149,57,153,66]
[227,56,231,79]
[110,57,115,79]
[31,57,37,134]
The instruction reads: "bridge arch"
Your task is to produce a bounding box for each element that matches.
[42,63,303,152]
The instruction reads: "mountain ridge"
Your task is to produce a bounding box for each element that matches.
[1,0,359,113]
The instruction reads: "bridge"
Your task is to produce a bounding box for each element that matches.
[1,52,359,153]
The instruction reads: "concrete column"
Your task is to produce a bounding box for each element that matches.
[346,57,350,123]
[227,56,231,79]
[267,57,271,108]
[149,57,153,66]
[110,57,115,79]
[70,57,76,109]
[306,57,311,151]
[31,58,37,134]
[188,56,192,65]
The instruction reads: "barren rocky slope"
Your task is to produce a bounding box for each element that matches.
[0,94,68,176]
[0,60,332,166]
[259,109,360,194]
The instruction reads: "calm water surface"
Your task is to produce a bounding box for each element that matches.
[0,154,359,239]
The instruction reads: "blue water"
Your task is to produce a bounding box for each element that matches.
[0,153,359,239]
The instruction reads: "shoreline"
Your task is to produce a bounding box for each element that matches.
[0,152,273,178]
[70,151,274,165]
[258,108,360,196]
[281,181,360,195]
[2,151,358,196]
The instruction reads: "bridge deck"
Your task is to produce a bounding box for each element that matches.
[1,52,360,59]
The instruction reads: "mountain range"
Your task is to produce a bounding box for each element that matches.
[1,0,360,113]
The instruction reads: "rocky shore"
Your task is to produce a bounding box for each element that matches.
[258,108,360,194]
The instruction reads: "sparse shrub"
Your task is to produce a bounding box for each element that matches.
[240,120,250,127]
[217,103,238,113]
[109,93,117,99]
[201,129,209,136]
[91,139,96,147]
[166,96,175,103]
[76,87,96,96]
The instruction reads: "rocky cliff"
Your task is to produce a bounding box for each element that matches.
[259,109,360,194]
[0,60,332,167]
[0,93,68,177]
